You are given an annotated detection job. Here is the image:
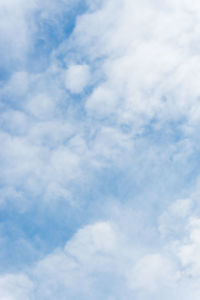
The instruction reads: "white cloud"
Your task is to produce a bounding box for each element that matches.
[158,198,193,237]
[64,64,91,94]
[1,71,29,97]
[177,217,200,277]
[26,94,56,120]
[0,273,33,300]
[31,221,121,299]
[66,222,117,261]
[0,0,35,64]
[128,253,179,291]
[0,0,82,69]
[1,0,200,298]
[0,110,28,135]
[63,0,200,133]
[2,0,200,208]
[86,85,118,117]
[0,208,200,299]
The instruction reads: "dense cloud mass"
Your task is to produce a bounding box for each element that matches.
[1,0,200,299]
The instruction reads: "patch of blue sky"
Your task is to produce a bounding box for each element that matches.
[27,2,88,73]
[0,197,84,271]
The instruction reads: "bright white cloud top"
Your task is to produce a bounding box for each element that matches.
[0,0,200,299]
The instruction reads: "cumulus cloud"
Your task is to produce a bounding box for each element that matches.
[1,0,200,299]
[128,253,179,291]
[86,86,118,117]
[64,0,200,133]
[26,94,56,120]
[0,273,33,300]
[0,209,199,299]
[64,64,91,94]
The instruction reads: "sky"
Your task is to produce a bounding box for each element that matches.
[1,0,200,299]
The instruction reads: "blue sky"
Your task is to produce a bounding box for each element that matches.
[1,0,200,299]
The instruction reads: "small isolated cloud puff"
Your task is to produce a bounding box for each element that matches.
[64,64,91,94]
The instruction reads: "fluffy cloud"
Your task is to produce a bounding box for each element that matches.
[0,273,33,300]
[65,0,200,133]
[0,209,199,299]
[3,0,200,208]
[1,0,200,299]
[64,64,91,94]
